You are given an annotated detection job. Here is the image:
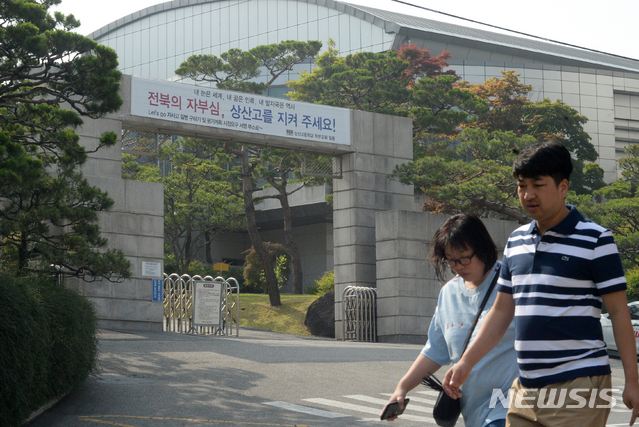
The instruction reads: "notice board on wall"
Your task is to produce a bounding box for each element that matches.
[192,281,223,327]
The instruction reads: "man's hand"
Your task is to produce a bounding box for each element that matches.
[623,380,639,426]
[442,361,473,399]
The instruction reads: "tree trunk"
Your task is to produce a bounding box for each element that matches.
[204,231,213,264]
[278,188,303,294]
[240,145,281,306]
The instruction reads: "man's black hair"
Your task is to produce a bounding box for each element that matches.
[512,140,573,184]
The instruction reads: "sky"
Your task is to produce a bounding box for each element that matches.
[51,0,639,61]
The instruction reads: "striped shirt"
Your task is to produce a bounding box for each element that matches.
[497,205,626,388]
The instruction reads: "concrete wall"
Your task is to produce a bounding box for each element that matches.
[65,112,165,331]
[375,211,519,344]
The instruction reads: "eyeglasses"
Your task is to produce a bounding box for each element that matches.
[446,253,475,268]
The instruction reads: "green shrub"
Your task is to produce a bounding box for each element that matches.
[0,274,98,427]
[306,270,334,295]
[627,267,639,303]
[242,243,291,293]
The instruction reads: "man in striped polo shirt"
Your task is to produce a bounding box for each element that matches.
[442,141,639,426]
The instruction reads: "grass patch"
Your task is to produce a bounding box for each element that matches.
[239,293,319,336]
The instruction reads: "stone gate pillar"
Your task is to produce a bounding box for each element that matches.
[333,110,414,339]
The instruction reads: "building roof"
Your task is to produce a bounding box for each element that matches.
[344,2,639,73]
[89,0,639,74]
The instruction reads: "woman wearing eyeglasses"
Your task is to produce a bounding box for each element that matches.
[382,213,517,427]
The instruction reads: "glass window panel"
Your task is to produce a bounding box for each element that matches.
[140,29,150,65]
[166,21,176,59]
[298,23,309,42]
[328,16,340,50]
[229,4,240,44]
[117,36,128,67]
[257,32,268,46]
[298,2,308,26]
[318,20,329,47]
[287,25,297,40]
[142,63,150,79]
[371,26,383,48]
[267,85,288,99]
[267,0,278,32]
[288,0,297,28]
[149,26,159,62]
[191,15,202,52]
[220,7,230,44]
[257,1,268,35]
[167,56,176,80]
[133,31,142,67]
[360,22,372,50]
[339,14,351,52]
[308,20,319,41]
[158,22,167,61]
[278,28,287,42]
[317,3,329,19]
[277,0,287,29]
[176,18,186,58]
[267,30,278,44]
[248,3,258,38]
[349,16,360,50]
[238,1,249,38]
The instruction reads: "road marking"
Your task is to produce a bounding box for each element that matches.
[416,390,442,398]
[263,402,348,418]
[78,415,308,426]
[302,398,433,422]
[379,392,437,405]
[345,395,431,414]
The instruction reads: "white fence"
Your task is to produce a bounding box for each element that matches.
[163,274,240,336]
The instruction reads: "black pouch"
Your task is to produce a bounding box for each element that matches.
[432,389,461,427]
[422,374,461,427]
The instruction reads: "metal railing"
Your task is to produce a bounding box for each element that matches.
[342,286,377,342]
[163,273,240,336]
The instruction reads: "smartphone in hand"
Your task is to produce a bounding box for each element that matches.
[380,398,410,420]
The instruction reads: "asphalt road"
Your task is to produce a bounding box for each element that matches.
[27,328,636,427]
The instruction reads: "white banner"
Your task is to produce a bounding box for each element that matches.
[130,76,351,146]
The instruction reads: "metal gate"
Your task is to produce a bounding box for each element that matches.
[342,286,377,342]
[163,274,240,336]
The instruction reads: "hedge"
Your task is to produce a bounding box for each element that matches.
[0,274,98,427]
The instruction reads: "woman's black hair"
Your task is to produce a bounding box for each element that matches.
[429,213,498,283]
